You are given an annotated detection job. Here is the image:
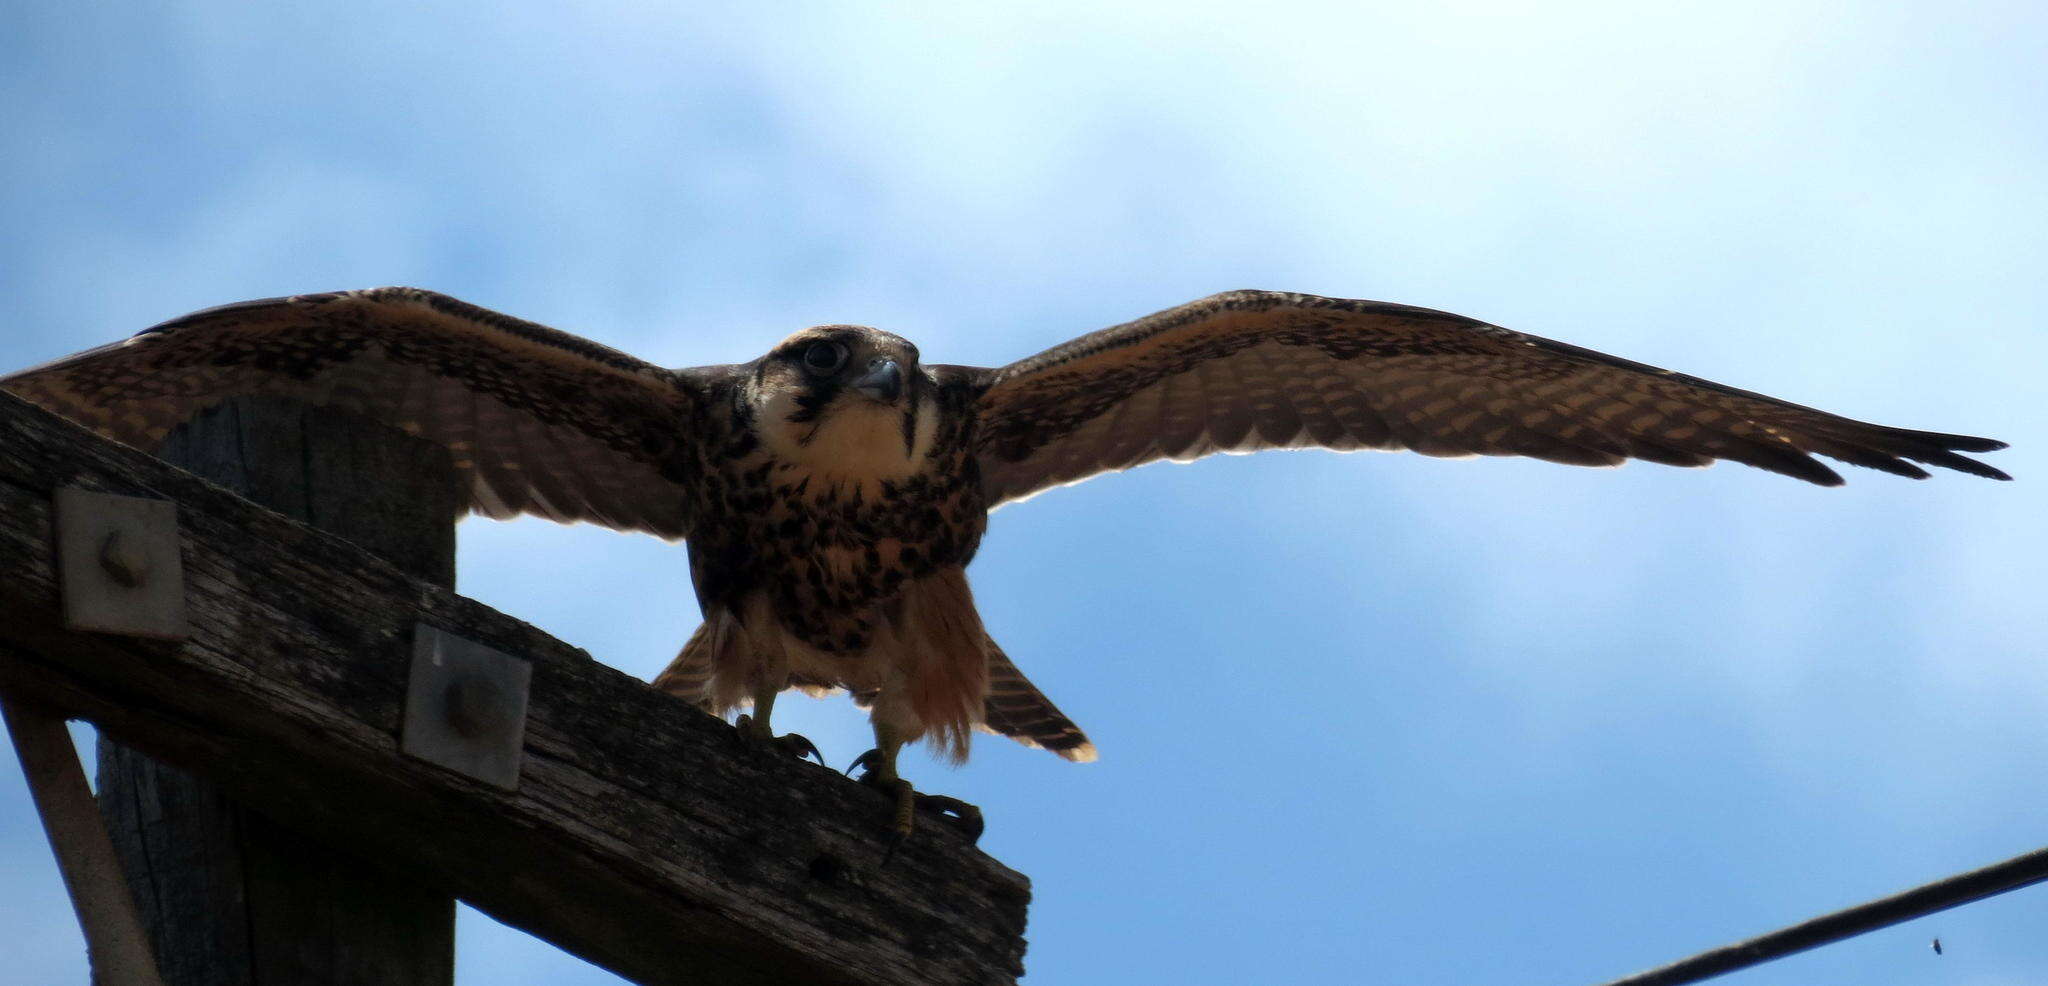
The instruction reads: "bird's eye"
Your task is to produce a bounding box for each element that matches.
[801,341,848,376]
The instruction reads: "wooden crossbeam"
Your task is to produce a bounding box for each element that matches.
[0,390,1029,986]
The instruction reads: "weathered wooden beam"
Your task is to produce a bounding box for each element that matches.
[2,697,166,986]
[0,389,1030,986]
[96,396,460,986]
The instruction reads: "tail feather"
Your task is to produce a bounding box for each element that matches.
[650,614,744,714]
[980,636,1096,762]
[655,600,1098,766]
[892,569,991,764]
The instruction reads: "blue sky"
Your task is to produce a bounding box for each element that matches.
[2,2,2043,983]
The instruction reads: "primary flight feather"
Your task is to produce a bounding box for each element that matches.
[2,287,2007,839]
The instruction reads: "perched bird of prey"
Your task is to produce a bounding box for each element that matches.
[1,288,2009,839]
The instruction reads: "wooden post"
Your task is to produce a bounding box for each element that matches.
[94,396,461,986]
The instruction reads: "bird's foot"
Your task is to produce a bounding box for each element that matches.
[733,713,825,767]
[912,793,984,843]
[846,749,985,851]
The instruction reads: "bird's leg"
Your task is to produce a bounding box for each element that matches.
[846,723,984,850]
[732,685,825,766]
[846,729,916,846]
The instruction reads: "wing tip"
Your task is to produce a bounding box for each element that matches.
[1943,435,2007,454]
[1801,421,2013,484]
[1822,447,2009,484]
[1889,432,2011,481]
[1955,460,2013,482]
[1778,453,1847,487]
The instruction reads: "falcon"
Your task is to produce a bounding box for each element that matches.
[1,288,2009,840]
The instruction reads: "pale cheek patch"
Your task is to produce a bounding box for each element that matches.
[757,391,937,488]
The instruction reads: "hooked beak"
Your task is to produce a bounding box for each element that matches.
[853,358,902,402]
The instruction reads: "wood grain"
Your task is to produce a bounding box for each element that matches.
[0,390,1029,986]
[98,396,459,986]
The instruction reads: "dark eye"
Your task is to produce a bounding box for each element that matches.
[800,341,848,376]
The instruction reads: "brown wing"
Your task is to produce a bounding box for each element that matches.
[2,287,706,538]
[972,290,2009,506]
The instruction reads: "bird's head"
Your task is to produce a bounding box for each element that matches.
[747,325,939,479]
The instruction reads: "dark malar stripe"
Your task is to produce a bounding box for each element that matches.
[901,376,922,456]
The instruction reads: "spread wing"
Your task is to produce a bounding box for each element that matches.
[2,287,705,538]
[973,290,2009,507]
